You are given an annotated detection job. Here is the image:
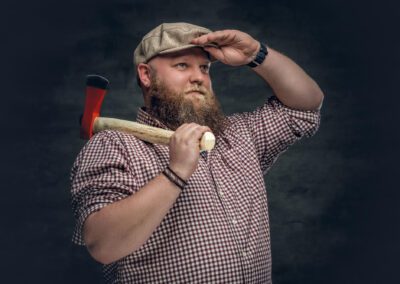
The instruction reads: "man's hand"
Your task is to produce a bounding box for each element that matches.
[190,30,260,66]
[168,123,212,181]
[192,29,324,110]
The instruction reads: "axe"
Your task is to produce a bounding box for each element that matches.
[80,75,216,151]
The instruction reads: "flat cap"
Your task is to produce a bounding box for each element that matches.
[133,22,217,65]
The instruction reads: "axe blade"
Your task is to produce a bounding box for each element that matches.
[80,75,110,139]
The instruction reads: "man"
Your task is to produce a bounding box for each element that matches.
[71,22,323,283]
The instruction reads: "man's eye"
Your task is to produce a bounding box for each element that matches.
[176,63,187,69]
[200,65,210,73]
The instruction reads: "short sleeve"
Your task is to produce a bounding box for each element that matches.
[70,131,138,245]
[238,96,321,174]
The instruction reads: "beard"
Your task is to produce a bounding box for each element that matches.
[147,75,227,137]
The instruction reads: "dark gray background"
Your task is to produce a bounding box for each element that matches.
[2,0,399,283]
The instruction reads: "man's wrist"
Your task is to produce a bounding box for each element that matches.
[247,41,268,68]
[162,166,188,190]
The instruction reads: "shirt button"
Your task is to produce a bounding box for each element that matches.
[219,190,224,197]
[232,218,237,225]
[242,251,247,257]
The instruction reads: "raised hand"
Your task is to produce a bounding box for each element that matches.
[190,29,260,66]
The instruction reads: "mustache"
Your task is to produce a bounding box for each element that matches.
[184,86,209,95]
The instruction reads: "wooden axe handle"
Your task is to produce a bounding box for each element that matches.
[93,117,216,151]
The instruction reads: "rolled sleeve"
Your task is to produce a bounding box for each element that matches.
[70,131,138,245]
[241,96,321,174]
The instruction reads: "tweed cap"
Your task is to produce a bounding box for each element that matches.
[134,22,218,65]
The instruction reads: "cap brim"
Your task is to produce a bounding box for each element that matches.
[158,43,219,62]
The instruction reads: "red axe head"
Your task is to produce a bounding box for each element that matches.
[80,75,109,139]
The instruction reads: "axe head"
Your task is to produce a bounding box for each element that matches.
[80,75,109,139]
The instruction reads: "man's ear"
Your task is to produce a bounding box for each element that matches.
[137,63,153,88]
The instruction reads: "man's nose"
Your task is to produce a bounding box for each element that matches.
[189,67,205,85]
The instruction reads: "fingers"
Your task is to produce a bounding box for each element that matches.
[174,123,212,144]
[190,34,211,45]
[203,46,225,62]
[169,123,212,181]
[185,125,212,143]
[191,30,236,46]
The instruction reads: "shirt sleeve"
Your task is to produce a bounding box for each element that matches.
[70,131,138,245]
[237,96,321,174]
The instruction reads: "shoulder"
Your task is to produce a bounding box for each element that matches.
[88,130,143,148]
[75,130,145,163]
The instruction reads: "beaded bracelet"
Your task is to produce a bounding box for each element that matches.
[162,166,188,190]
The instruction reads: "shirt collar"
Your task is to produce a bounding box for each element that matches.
[136,107,172,130]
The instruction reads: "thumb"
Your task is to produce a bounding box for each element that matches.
[204,46,225,62]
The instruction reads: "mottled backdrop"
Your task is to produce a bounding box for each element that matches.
[2,0,399,283]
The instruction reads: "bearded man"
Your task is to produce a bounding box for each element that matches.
[71,22,324,283]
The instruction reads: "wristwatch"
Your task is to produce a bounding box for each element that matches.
[247,41,268,68]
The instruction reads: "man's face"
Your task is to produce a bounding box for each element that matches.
[145,47,226,136]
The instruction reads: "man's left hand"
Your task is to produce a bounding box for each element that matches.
[190,30,260,66]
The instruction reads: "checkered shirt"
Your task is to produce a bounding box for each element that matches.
[71,96,321,283]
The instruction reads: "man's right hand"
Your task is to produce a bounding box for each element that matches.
[83,125,210,264]
[168,123,212,181]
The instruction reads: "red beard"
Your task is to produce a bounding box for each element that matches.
[147,75,227,137]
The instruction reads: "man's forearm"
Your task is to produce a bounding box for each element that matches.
[190,29,323,110]
[83,173,181,265]
[253,47,324,111]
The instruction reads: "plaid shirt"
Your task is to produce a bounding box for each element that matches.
[71,96,321,283]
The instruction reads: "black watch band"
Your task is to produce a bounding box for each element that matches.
[247,41,268,68]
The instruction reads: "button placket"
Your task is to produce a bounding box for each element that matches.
[211,150,247,279]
